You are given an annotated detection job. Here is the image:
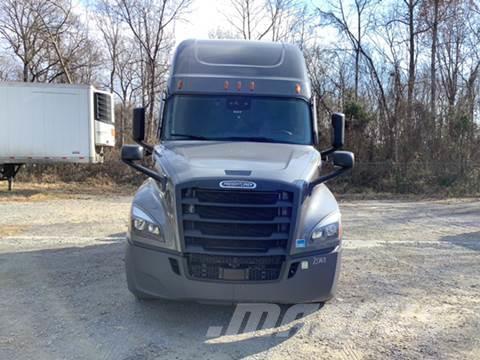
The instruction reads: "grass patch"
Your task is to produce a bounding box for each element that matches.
[0,181,137,202]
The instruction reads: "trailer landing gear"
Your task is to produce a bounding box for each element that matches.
[0,164,23,191]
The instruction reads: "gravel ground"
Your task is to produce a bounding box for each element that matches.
[0,190,479,359]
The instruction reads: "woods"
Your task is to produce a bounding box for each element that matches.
[312,0,480,193]
[0,0,479,194]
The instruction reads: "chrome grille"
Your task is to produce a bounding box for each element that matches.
[180,188,294,253]
[179,185,296,282]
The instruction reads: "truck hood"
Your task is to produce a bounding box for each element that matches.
[156,141,321,185]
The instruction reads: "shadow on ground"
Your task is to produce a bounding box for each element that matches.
[0,188,41,198]
[0,239,322,359]
[441,231,480,251]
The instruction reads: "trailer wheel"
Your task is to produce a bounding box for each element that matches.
[1,164,23,191]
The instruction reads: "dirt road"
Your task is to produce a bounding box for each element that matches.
[0,190,479,359]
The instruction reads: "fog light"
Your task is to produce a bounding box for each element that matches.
[301,261,309,270]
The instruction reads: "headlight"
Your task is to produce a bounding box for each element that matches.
[311,212,341,243]
[130,206,165,245]
[292,211,341,253]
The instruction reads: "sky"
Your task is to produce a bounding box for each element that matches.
[173,0,231,42]
[75,0,234,44]
[75,0,324,45]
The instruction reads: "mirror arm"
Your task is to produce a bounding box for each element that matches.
[137,140,153,156]
[308,166,350,195]
[122,159,167,188]
[320,147,335,160]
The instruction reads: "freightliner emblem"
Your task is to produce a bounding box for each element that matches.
[219,180,257,190]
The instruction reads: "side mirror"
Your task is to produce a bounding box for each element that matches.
[332,150,354,169]
[132,107,146,143]
[331,112,345,149]
[120,144,166,188]
[320,112,345,158]
[308,150,354,194]
[121,144,144,161]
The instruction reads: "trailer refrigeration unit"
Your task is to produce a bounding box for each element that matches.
[121,39,354,303]
[0,82,115,190]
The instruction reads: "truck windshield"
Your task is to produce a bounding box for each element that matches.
[162,95,313,145]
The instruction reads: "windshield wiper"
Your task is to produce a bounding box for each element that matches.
[170,134,295,144]
[215,136,295,144]
[170,133,210,140]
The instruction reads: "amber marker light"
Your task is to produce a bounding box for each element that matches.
[249,81,256,91]
[236,81,242,91]
[224,80,230,90]
[295,83,301,94]
[177,79,184,89]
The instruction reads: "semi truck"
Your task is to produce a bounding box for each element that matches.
[121,39,354,303]
[0,82,115,190]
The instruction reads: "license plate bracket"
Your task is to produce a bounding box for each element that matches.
[220,268,248,280]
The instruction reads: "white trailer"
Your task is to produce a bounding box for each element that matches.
[0,82,115,190]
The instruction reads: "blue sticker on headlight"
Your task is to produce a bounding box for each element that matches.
[296,239,306,248]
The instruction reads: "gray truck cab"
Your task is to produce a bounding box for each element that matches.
[121,39,354,303]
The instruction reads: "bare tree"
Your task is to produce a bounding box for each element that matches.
[318,0,396,157]
[35,1,74,82]
[319,0,376,100]
[0,0,98,83]
[389,0,431,129]
[427,0,440,123]
[0,55,18,80]
[96,0,122,93]
[113,40,144,145]
[113,0,192,141]
[0,0,50,81]
[221,0,304,41]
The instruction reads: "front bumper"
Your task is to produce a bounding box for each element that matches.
[125,241,342,304]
